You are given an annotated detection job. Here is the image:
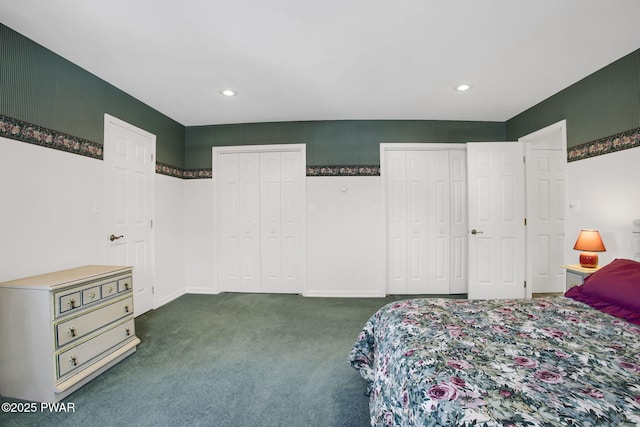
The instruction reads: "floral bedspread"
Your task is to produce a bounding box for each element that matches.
[349,297,640,426]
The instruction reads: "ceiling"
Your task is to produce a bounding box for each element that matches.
[1,0,639,127]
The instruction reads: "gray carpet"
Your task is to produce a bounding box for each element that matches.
[1,293,453,427]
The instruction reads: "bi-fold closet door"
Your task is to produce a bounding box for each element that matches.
[214,145,306,294]
[383,146,467,294]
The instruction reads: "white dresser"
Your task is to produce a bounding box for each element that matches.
[0,265,141,403]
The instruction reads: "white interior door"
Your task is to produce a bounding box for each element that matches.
[386,150,432,294]
[276,150,305,293]
[260,150,305,293]
[521,121,567,294]
[449,150,468,293]
[104,114,156,315]
[467,142,525,299]
[405,151,430,293]
[386,150,409,293]
[525,146,566,293]
[213,144,306,294]
[260,152,282,292]
[425,150,451,294]
[218,152,261,293]
[383,146,456,295]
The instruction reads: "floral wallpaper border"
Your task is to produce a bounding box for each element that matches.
[567,126,640,162]
[159,165,382,179]
[5,113,639,175]
[0,114,103,159]
[0,114,382,178]
[155,163,213,179]
[306,165,380,176]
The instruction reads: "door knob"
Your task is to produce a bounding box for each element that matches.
[470,229,484,235]
[109,234,124,241]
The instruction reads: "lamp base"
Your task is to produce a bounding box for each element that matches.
[579,251,599,268]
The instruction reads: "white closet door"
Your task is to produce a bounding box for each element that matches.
[215,145,306,295]
[259,150,304,294]
[405,151,430,293]
[260,152,282,292]
[385,149,455,294]
[386,151,408,294]
[426,151,451,294]
[449,150,468,293]
[279,150,305,293]
[218,152,261,292]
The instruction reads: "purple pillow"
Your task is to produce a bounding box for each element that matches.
[565,286,640,325]
[565,258,640,320]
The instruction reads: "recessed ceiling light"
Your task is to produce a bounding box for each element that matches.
[220,89,237,97]
[456,84,471,92]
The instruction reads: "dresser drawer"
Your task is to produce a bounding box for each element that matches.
[55,297,134,348]
[57,318,135,378]
[117,276,132,293]
[101,281,118,299]
[82,285,102,306]
[57,291,82,315]
[54,273,130,318]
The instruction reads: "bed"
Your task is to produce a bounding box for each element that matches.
[349,259,640,426]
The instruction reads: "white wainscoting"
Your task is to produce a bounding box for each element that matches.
[155,173,186,306]
[186,175,385,297]
[306,176,385,297]
[0,136,104,281]
[566,145,640,265]
[0,136,187,310]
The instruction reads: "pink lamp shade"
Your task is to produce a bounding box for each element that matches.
[573,229,606,268]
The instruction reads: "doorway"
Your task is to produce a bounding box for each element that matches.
[212,144,307,294]
[521,120,567,295]
[103,114,156,315]
[380,143,467,295]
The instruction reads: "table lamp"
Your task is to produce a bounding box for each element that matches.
[573,229,606,268]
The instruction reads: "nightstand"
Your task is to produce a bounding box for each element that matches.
[561,264,601,290]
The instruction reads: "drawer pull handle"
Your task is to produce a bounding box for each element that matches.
[68,299,76,309]
[124,283,130,290]
[125,328,131,336]
[68,327,76,337]
[69,356,77,367]
[124,305,130,313]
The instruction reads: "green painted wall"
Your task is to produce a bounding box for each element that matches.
[0,24,185,168]
[4,19,636,170]
[185,120,505,168]
[506,49,640,147]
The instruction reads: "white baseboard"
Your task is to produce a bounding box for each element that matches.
[303,290,386,298]
[185,287,221,295]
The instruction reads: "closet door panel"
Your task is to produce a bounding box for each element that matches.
[385,151,407,294]
[239,154,261,292]
[406,151,429,294]
[427,151,451,293]
[260,152,282,292]
[383,146,468,295]
[449,151,468,293]
[279,150,304,293]
[219,154,241,290]
[219,153,261,292]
